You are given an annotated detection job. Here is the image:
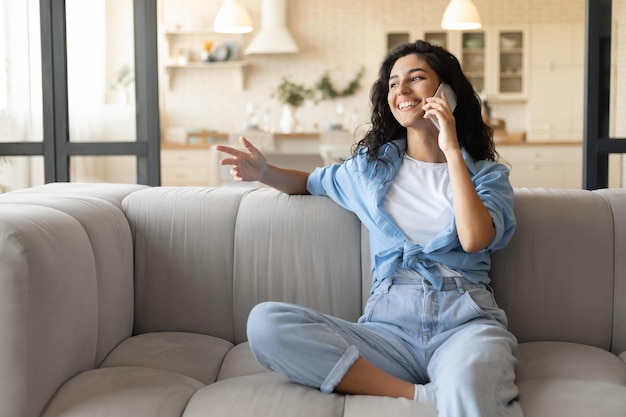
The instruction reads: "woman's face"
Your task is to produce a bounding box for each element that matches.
[387,53,441,129]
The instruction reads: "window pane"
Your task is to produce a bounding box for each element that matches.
[70,155,137,184]
[66,0,136,143]
[0,0,43,143]
[0,156,44,192]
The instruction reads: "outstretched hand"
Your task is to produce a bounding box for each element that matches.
[215,136,267,182]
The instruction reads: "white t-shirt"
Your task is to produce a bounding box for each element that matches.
[384,155,453,246]
[384,155,459,278]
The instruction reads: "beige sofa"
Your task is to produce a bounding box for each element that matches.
[1,183,625,417]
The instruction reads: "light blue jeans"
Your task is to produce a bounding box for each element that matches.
[247,275,523,417]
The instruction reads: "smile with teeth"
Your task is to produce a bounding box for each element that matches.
[398,101,419,110]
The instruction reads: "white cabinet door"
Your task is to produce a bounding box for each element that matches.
[527,23,584,141]
[497,144,583,189]
[161,148,217,186]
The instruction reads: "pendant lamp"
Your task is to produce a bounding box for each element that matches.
[441,0,482,30]
[213,0,253,34]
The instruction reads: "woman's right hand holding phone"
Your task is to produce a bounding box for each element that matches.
[216,136,267,183]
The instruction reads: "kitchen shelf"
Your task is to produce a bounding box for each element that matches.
[163,61,250,90]
[161,29,249,90]
[164,29,214,36]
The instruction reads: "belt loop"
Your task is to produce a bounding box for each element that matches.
[453,277,465,294]
[381,277,392,294]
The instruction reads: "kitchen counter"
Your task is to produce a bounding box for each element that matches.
[161,135,614,189]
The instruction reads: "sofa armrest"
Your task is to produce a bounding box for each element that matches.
[0,204,100,417]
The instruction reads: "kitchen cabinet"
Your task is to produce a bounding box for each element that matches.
[161,29,249,89]
[496,143,622,189]
[526,23,584,141]
[497,143,583,188]
[394,26,528,100]
[161,146,218,186]
[162,141,621,189]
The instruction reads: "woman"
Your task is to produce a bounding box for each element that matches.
[216,40,522,417]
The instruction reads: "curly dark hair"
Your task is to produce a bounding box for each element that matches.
[355,40,496,163]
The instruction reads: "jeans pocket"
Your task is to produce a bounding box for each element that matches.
[358,292,384,323]
[463,287,508,326]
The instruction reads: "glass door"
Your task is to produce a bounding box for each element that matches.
[66,0,138,184]
[498,31,523,94]
[0,0,44,192]
[461,31,485,93]
[0,0,160,192]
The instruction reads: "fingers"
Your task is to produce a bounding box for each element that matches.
[215,137,250,167]
[215,136,264,182]
[239,136,260,155]
[424,96,450,112]
[215,136,258,158]
[219,157,237,166]
[215,144,240,158]
[229,166,243,181]
[423,97,451,123]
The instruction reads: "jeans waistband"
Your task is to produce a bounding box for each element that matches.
[377,275,485,294]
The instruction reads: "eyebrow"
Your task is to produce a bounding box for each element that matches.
[389,67,427,81]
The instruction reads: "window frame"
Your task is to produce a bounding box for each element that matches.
[0,0,160,186]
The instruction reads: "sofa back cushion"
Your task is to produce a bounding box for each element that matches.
[0,204,99,417]
[123,187,247,342]
[232,189,364,344]
[0,183,141,365]
[595,188,626,354]
[123,187,366,345]
[491,189,615,350]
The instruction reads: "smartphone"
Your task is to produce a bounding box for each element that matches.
[430,82,457,131]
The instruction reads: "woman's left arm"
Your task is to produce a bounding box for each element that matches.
[445,149,495,252]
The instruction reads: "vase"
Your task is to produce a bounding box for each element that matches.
[279,105,299,133]
[117,88,128,106]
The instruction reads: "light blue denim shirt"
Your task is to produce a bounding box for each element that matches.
[306,139,516,292]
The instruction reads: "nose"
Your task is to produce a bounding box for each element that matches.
[397,79,410,95]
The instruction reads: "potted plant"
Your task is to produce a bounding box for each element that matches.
[0,157,9,193]
[314,67,365,101]
[110,64,135,105]
[273,77,314,133]
[314,67,365,130]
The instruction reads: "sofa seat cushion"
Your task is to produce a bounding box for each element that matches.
[343,394,437,417]
[515,341,626,383]
[516,379,626,416]
[101,332,233,385]
[41,366,203,417]
[183,372,345,417]
[216,342,269,380]
[184,372,437,417]
[515,341,626,416]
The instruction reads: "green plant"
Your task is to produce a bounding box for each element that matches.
[0,157,9,193]
[110,64,134,90]
[314,67,365,101]
[273,77,315,107]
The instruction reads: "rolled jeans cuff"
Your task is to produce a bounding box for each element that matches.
[320,345,360,394]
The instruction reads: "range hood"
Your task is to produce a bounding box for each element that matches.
[244,0,298,55]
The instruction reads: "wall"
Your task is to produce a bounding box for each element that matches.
[158,0,585,136]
